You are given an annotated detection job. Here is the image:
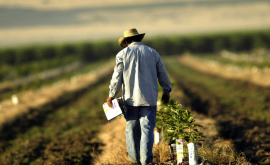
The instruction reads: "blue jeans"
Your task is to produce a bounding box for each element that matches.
[124,103,157,165]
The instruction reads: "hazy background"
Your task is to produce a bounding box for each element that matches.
[1,0,270,47]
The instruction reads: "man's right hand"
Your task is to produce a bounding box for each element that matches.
[107,97,113,108]
[162,93,170,104]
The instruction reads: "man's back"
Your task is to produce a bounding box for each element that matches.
[109,42,171,106]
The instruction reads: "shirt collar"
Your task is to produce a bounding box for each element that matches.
[129,42,143,46]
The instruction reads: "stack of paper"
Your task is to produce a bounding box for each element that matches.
[103,99,123,120]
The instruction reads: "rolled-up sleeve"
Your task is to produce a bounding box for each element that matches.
[109,52,124,98]
[156,55,172,94]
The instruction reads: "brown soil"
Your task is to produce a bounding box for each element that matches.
[94,118,127,165]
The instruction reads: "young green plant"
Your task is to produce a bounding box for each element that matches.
[156,102,205,145]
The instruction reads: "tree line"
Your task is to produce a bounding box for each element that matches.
[0,28,269,66]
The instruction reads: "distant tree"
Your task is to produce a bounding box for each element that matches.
[0,49,16,65]
[16,47,36,64]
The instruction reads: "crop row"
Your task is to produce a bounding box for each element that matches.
[165,57,270,123]
[190,49,270,70]
[0,59,109,102]
[164,57,270,163]
[0,76,112,165]
[1,28,270,67]
[0,56,79,81]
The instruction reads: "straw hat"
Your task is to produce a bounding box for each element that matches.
[118,28,145,48]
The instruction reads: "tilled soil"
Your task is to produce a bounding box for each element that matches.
[94,117,127,165]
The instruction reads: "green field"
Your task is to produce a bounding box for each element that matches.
[164,57,270,164]
[191,50,270,70]
[0,59,110,102]
[0,76,113,165]
[1,28,270,82]
[165,57,270,123]
[0,28,270,164]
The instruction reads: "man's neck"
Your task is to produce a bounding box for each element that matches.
[127,41,138,47]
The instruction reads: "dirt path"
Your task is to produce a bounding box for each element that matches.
[179,55,270,87]
[94,118,127,165]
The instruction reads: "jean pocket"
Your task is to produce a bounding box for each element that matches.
[144,106,157,111]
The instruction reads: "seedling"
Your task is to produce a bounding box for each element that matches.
[156,102,205,145]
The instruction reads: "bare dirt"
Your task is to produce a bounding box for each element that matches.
[94,117,127,165]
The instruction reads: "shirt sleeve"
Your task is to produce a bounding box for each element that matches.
[109,52,124,98]
[156,53,172,94]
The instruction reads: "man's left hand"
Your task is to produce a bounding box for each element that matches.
[162,93,170,104]
[107,97,113,108]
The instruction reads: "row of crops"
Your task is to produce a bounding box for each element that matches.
[0,76,112,165]
[164,57,270,164]
[165,57,270,123]
[191,49,270,70]
[0,59,109,102]
[1,56,79,81]
[0,42,118,81]
[1,28,270,81]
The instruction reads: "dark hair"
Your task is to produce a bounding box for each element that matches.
[125,35,142,44]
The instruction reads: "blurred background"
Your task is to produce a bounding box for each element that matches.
[0,0,270,164]
[0,0,270,47]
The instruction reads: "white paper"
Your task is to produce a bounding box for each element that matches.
[103,99,123,120]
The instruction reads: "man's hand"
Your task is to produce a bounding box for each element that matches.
[162,93,170,104]
[107,97,113,108]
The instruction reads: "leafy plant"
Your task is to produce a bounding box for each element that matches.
[156,102,205,144]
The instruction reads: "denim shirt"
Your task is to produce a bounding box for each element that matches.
[109,42,172,106]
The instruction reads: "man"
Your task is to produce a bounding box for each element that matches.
[107,28,172,165]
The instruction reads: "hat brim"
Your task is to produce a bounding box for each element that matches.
[118,33,145,48]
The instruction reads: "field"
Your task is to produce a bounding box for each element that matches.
[0,49,269,164]
[0,76,111,164]
[164,56,270,163]
[1,22,270,164]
